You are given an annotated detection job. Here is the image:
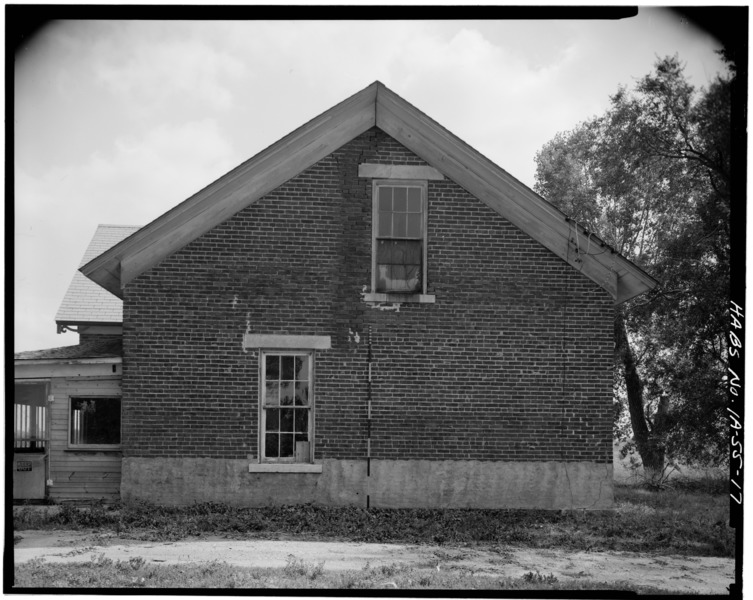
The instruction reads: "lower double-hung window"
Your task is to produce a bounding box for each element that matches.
[261,352,313,463]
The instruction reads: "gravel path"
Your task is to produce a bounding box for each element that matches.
[13,530,734,594]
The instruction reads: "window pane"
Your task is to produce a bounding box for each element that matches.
[377,240,393,263]
[280,409,294,432]
[404,240,422,264]
[378,212,392,236]
[281,356,295,380]
[70,398,121,445]
[280,382,294,405]
[295,433,308,444]
[378,186,392,211]
[266,408,280,431]
[393,212,407,238]
[295,383,309,406]
[407,213,422,238]
[265,433,279,458]
[280,434,294,457]
[393,187,407,211]
[295,409,309,434]
[376,265,391,292]
[15,383,47,407]
[407,187,421,212]
[377,240,422,266]
[405,265,421,291]
[266,356,279,380]
[388,240,405,263]
[377,263,422,293]
[264,383,279,406]
[391,265,407,289]
[294,357,309,382]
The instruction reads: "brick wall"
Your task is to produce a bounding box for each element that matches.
[78,333,122,346]
[122,127,614,463]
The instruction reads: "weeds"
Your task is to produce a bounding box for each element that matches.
[12,559,683,592]
[283,555,324,580]
[523,570,559,584]
[127,556,146,571]
[13,484,734,558]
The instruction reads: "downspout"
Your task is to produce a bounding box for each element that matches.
[45,382,53,499]
[366,325,373,508]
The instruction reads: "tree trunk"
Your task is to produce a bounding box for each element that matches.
[614,309,665,483]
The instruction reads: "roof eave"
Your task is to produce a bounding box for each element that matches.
[616,272,659,304]
[55,320,123,327]
[81,81,656,304]
[374,83,656,304]
[15,357,122,366]
[81,81,380,298]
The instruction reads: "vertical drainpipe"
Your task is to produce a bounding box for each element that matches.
[45,383,53,497]
[366,325,373,508]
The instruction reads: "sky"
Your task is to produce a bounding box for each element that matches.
[13,9,731,353]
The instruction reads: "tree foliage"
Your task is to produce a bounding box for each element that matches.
[534,55,732,473]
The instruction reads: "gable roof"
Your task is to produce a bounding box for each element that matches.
[56,224,140,327]
[81,82,657,304]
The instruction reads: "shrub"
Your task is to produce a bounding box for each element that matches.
[523,571,559,584]
[283,555,325,580]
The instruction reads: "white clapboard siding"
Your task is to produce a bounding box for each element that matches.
[47,377,122,502]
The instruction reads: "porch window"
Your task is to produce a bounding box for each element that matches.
[372,181,427,294]
[69,397,121,448]
[261,352,313,463]
[14,382,48,451]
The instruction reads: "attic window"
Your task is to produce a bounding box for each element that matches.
[372,180,428,295]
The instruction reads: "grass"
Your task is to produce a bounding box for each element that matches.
[13,477,734,558]
[12,555,686,592]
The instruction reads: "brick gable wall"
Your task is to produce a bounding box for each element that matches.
[122,127,614,464]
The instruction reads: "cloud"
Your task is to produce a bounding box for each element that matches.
[372,26,585,186]
[14,17,728,353]
[91,23,247,116]
[14,118,237,352]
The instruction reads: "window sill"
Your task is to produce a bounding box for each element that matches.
[248,463,323,474]
[362,292,436,304]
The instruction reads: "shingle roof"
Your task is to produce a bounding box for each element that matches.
[55,224,140,325]
[14,338,122,361]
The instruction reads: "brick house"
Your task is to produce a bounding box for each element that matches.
[37,82,656,508]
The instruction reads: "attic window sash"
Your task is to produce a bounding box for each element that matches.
[372,180,428,294]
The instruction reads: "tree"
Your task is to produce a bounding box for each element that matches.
[534,56,732,481]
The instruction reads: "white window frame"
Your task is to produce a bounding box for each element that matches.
[364,179,435,304]
[258,351,315,465]
[371,179,428,296]
[67,396,122,451]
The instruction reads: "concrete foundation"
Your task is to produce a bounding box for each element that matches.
[121,458,613,509]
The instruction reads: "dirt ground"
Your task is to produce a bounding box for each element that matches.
[13,529,734,594]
